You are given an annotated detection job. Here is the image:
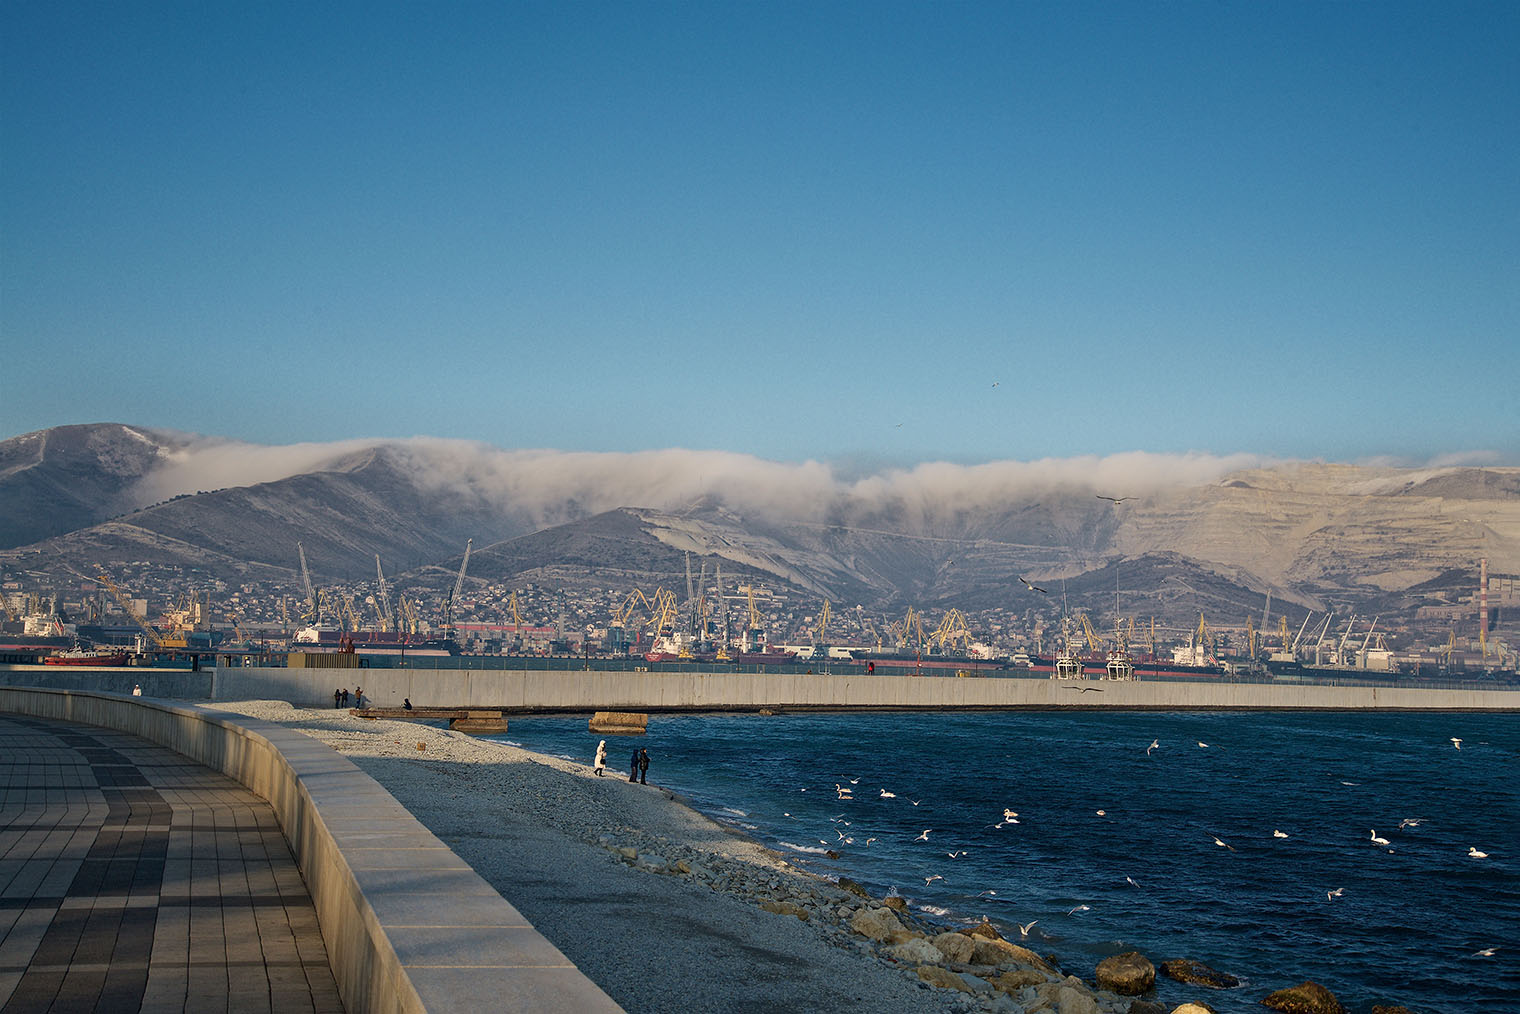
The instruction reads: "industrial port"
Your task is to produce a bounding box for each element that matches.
[2,543,1515,681]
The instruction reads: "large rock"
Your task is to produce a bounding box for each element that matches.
[1370,1007,1415,1014]
[1095,951,1155,995]
[1160,959,1239,989]
[835,877,871,898]
[990,969,1046,994]
[882,895,908,912]
[971,936,1057,973]
[964,918,1003,940]
[759,900,809,921]
[916,965,976,993]
[1261,981,1346,1014]
[887,938,943,965]
[850,906,907,943]
[1169,1005,1217,1014]
[932,931,975,963]
[1033,981,1100,1014]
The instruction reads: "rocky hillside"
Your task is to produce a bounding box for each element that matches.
[2,423,1516,627]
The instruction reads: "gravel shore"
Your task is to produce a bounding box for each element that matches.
[212,701,1135,1014]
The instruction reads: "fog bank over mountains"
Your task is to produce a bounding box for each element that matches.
[3,423,1517,625]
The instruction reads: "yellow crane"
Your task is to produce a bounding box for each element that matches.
[812,600,831,646]
[1079,613,1104,654]
[93,570,165,651]
[931,609,972,652]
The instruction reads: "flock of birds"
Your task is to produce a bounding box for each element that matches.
[778,732,1498,961]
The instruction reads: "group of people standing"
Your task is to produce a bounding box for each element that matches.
[591,740,649,784]
[332,686,363,708]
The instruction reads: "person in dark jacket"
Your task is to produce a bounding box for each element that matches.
[638,748,650,785]
[629,749,639,782]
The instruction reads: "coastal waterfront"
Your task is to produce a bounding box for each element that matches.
[498,710,1519,1013]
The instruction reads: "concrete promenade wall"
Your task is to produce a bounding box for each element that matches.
[215,666,1520,712]
[0,687,621,1014]
[0,664,212,698]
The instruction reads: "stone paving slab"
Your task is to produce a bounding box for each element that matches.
[0,714,344,1013]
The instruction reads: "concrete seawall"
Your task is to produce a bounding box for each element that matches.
[0,687,621,1014]
[213,667,1520,713]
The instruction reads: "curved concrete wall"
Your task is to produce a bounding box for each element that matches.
[0,687,621,1014]
[214,666,1520,713]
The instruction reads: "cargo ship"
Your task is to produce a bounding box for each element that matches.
[292,628,460,657]
[44,646,131,666]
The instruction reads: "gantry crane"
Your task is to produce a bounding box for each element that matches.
[297,543,318,624]
[374,555,394,633]
[444,539,473,642]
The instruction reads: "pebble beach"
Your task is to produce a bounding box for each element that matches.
[211,701,1143,1014]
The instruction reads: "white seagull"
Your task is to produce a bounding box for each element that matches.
[1067,904,1090,915]
[1326,887,1344,900]
[1398,818,1423,830]
[1017,920,1037,938]
[1451,737,1463,750]
[1198,741,1209,749]
[1147,739,1159,756]
[924,874,944,885]
[1212,835,1236,852]
[915,829,931,842]
[1273,829,1289,839]
[1473,947,1497,958]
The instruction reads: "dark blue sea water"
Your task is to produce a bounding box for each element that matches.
[493,711,1518,1014]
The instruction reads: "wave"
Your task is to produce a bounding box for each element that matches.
[779,842,832,855]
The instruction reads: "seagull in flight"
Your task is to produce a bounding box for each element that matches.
[1473,947,1497,958]
[1451,737,1463,750]
[1067,904,1090,916]
[915,829,932,841]
[1326,887,1344,900]
[1126,876,1141,888]
[925,874,944,885]
[1197,741,1209,748]
[1398,818,1423,830]
[1211,835,1236,852]
[1018,575,1049,595]
[1067,685,1105,693]
[1096,495,1134,503]
[1017,920,1037,938]
[1146,739,1159,756]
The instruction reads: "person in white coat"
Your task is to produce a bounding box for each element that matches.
[593,740,607,776]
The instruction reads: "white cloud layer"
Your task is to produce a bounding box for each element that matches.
[128,435,1274,526]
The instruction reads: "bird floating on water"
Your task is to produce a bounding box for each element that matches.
[1095,810,1107,817]
[879,789,896,798]
[1197,742,1209,748]
[1273,829,1289,839]
[1370,830,1390,846]
[1469,847,1489,859]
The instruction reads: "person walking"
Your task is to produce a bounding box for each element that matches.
[637,748,649,785]
[354,686,363,708]
[593,740,607,776]
[629,749,639,782]
[334,687,341,709]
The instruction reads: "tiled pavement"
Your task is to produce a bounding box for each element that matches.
[0,714,344,1013]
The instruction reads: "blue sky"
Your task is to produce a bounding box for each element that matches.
[3,2,1516,468]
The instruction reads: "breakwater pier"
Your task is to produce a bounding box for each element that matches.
[210,666,1519,714]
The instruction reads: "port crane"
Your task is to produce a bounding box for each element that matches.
[443,539,473,643]
[374,555,394,632]
[297,543,318,625]
[93,570,166,652]
[931,609,972,653]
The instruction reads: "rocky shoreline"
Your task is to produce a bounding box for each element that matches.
[209,701,1412,1014]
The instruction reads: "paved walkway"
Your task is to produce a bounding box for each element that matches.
[0,714,344,1013]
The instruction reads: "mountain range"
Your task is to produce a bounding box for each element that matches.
[3,423,1517,629]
